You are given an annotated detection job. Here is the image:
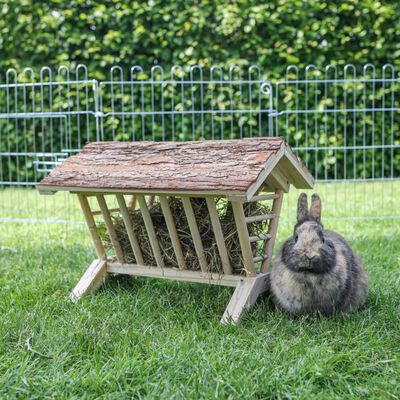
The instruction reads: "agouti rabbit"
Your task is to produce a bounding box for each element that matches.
[270,193,368,316]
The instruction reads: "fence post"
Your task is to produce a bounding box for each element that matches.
[92,80,102,141]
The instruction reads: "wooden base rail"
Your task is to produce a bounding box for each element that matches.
[70,259,270,325]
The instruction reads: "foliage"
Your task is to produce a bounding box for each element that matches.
[0,0,399,183]
[0,0,399,75]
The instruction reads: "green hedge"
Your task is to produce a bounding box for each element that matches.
[0,0,399,184]
[1,0,399,77]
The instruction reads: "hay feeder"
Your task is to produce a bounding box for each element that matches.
[37,137,314,324]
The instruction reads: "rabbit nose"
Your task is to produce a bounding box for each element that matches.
[306,254,316,261]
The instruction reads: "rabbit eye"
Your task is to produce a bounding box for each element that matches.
[294,235,299,243]
[321,236,325,243]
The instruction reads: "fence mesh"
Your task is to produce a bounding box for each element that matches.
[0,63,399,225]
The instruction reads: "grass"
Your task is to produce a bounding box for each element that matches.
[0,182,399,399]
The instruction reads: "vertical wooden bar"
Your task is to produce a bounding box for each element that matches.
[77,194,106,260]
[261,189,284,272]
[159,196,186,269]
[206,197,232,275]
[127,195,136,210]
[96,194,125,263]
[231,201,257,277]
[181,197,208,273]
[136,195,165,268]
[116,194,144,265]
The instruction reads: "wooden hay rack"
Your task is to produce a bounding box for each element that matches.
[37,137,314,324]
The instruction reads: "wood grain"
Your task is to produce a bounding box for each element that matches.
[70,259,108,303]
[220,273,270,325]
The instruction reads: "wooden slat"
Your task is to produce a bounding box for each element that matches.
[231,201,257,277]
[77,194,106,260]
[70,259,107,302]
[159,196,186,269]
[91,207,120,216]
[96,194,125,263]
[206,197,232,275]
[116,194,144,265]
[137,194,165,268]
[248,193,277,203]
[181,197,208,273]
[261,189,284,272]
[249,233,271,243]
[47,185,245,198]
[107,262,241,287]
[248,193,279,202]
[245,213,275,224]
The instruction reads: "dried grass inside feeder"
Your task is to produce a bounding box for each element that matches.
[99,197,271,275]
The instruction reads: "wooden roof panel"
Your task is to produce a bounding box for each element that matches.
[37,138,314,195]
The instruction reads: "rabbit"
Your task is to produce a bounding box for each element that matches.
[270,193,368,316]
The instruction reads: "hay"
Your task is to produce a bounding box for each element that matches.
[100,197,271,275]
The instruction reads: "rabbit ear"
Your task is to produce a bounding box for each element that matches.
[310,193,322,223]
[297,193,309,223]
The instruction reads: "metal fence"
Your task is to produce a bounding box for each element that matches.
[0,63,399,225]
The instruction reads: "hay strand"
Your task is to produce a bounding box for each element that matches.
[99,197,271,275]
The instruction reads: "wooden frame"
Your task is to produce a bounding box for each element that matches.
[70,190,287,324]
[38,138,314,324]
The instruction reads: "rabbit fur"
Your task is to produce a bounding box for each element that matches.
[270,193,368,316]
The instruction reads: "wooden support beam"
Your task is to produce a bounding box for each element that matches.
[261,189,284,272]
[245,213,275,224]
[70,259,107,302]
[246,144,286,199]
[206,197,232,275]
[248,193,279,202]
[181,197,208,273]
[77,194,106,260]
[159,196,186,270]
[96,194,125,263]
[266,167,290,193]
[116,194,144,265]
[231,201,257,277]
[253,256,267,263]
[107,262,240,287]
[137,194,165,268]
[220,273,270,325]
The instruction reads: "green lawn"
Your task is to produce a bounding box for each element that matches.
[0,183,399,399]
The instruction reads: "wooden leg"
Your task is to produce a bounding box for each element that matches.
[220,273,270,325]
[70,259,108,303]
